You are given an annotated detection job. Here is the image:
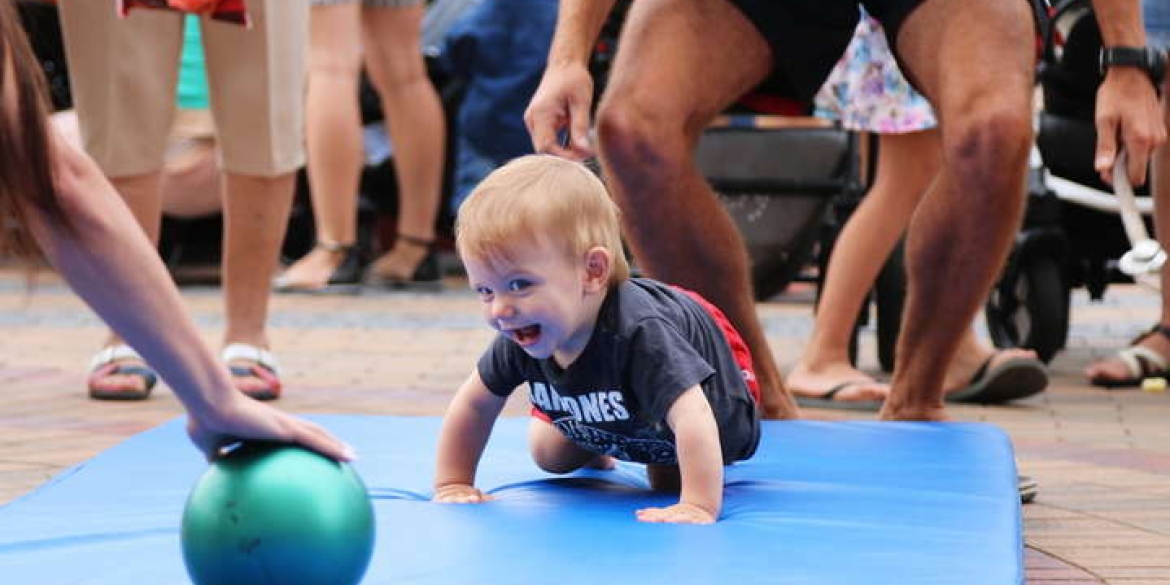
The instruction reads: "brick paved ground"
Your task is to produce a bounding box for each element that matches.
[1,266,1167,584]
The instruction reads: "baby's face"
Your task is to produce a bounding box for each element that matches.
[464,242,596,366]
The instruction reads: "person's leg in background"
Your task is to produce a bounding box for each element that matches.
[57,0,185,399]
[787,130,937,403]
[202,0,310,399]
[880,0,1036,421]
[1083,0,1170,386]
[593,0,799,419]
[362,0,446,289]
[788,11,1045,407]
[273,0,366,293]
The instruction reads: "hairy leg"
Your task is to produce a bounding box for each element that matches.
[595,0,797,419]
[882,0,1035,420]
[788,130,939,401]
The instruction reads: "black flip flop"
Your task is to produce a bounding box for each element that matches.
[794,380,884,412]
[947,356,1048,404]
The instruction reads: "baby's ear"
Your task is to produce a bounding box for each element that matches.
[582,246,612,291]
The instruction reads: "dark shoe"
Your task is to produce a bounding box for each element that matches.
[1019,474,1038,504]
[273,241,364,294]
[946,355,1048,404]
[365,234,443,291]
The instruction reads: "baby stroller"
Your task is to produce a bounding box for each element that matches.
[983,0,1163,362]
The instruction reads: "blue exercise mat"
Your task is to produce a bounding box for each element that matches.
[0,416,1022,585]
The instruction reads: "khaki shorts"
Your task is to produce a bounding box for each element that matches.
[58,0,308,178]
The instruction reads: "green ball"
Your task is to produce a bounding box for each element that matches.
[181,442,375,585]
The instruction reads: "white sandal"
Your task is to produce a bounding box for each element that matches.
[87,344,157,400]
[221,343,282,400]
[1088,325,1170,388]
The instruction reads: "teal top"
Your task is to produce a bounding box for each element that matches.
[176,16,209,110]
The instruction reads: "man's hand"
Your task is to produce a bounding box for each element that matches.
[635,502,716,524]
[524,62,596,161]
[433,483,494,503]
[1094,68,1166,186]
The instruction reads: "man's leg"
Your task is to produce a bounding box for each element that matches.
[882,0,1036,420]
[595,0,798,419]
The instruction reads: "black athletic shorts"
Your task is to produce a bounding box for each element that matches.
[728,0,927,104]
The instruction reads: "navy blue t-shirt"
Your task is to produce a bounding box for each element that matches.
[477,278,760,465]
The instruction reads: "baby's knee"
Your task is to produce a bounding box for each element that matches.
[530,446,586,475]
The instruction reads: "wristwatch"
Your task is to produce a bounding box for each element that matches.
[1099,46,1167,87]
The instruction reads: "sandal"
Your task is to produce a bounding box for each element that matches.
[365,234,443,291]
[222,343,282,401]
[87,345,157,401]
[1087,324,1170,388]
[273,240,365,294]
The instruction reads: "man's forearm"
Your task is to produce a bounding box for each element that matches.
[547,0,619,66]
[1091,0,1147,46]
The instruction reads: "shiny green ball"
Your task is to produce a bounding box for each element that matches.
[181,442,375,585]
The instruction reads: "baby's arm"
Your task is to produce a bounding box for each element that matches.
[636,385,723,524]
[433,370,507,503]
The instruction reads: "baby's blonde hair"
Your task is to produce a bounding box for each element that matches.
[456,155,630,284]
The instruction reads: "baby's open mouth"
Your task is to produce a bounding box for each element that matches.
[511,324,541,346]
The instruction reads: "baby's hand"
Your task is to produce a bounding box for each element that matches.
[433,484,494,503]
[635,502,716,524]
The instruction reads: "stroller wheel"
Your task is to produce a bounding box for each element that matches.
[985,256,1069,363]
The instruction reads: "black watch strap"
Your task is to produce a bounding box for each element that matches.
[1099,46,1167,87]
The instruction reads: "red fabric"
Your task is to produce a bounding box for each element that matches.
[119,0,249,26]
[673,286,762,406]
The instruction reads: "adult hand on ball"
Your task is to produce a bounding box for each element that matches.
[186,394,356,462]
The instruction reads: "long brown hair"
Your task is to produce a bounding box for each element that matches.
[0,1,70,261]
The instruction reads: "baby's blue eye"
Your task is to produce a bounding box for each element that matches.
[507,279,532,292]
[474,286,493,299]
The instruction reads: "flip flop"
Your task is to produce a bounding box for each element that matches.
[793,380,884,412]
[947,356,1048,404]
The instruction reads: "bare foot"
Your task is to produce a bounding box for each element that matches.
[784,361,889,403]
[274,247,345,291]
[585,454,616,470]
[879,401,950,422]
